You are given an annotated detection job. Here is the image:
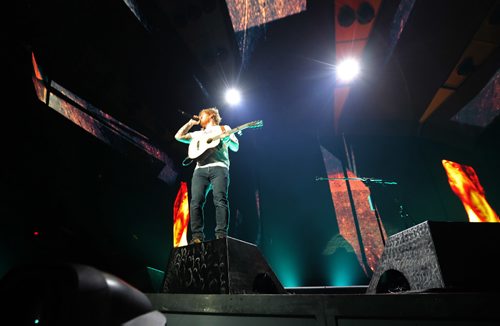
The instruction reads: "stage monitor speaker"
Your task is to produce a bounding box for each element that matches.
[367,220,500,294]
[161,236,287,294]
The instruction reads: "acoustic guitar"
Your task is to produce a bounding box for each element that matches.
[188,120,263,160]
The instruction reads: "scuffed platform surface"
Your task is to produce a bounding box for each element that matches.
[147,290,500,326]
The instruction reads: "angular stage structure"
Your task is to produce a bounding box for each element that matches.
[149,223,500,325]
[162,237,286,294]
[367,220,500,293]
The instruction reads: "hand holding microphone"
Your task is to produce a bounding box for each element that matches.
[189,116,200,126]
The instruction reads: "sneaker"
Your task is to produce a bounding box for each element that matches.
[215,235,226,240]
[189,238,202,245]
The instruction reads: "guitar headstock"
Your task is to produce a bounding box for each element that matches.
[245,120,263,129]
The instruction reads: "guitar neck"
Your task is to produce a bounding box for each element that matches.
[212,125,249,140]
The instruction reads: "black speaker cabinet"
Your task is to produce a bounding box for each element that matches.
[161,237,287,294]
[367,220,500,294]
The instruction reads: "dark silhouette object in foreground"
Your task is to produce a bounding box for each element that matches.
[0,263,166,325]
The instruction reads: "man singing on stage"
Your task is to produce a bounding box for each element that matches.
[175,107,239,244]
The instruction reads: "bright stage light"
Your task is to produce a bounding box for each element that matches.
[336,58,361,83]
[225,88,241,105]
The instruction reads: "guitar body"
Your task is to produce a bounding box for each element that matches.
[188,133,221,159]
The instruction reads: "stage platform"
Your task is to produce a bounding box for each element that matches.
[146,288,500,326]
[151,224,500,325]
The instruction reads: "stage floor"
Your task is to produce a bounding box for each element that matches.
[146,288,500,326]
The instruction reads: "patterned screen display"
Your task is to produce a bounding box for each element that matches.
[225,0,306,32]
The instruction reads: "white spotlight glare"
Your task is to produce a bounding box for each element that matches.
[336,58,361,83]
[225,88,241,106]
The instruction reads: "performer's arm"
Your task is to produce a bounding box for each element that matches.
[174,119,199,144]
[222,126,239,152]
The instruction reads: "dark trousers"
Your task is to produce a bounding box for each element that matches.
[190,166,230,240]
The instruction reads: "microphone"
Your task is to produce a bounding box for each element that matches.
[178,109,199,120]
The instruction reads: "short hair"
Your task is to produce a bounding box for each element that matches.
[199,107,222,125]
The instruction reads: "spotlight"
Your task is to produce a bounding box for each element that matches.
[336,58,361,83]
[225,88,241,106]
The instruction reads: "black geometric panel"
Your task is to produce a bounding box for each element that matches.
[367,220,500,293]
[162,237,286,294]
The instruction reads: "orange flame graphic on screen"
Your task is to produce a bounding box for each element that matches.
[442,160,499,222]
[173,182,190,247]
[32,52,43,81]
